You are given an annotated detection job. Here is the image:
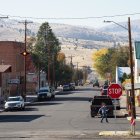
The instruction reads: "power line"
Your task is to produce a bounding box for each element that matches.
[1,12,140,20]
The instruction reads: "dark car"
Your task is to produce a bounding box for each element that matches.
[93,80,99,87]
[69,83,75,90]
[63,85,70,91]
[101,85,109,95]
[89,96,114,117]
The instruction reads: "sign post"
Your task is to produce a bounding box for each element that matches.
[108,83,122,134]
[130,117,136,135]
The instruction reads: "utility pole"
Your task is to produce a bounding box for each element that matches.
[128,17,136,119]
[52,54,55,87]
[70,55,74,69]
[104,19,136,119]
[77,62,79,85]
[19,20,32,101]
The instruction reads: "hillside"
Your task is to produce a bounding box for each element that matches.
[0,19,128,68]
[100,19,140,40]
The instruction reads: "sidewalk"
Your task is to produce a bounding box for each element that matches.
[99,94,140,137]
[120,95,140,119]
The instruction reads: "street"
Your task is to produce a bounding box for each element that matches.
[0,85,139,140]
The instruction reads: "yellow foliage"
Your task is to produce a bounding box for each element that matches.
[92,48,108,61]
[57,52,65,62]
[122,79,131,88]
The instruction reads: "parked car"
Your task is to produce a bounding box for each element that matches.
[37,87,52,101]
[93,80,99,87]
[101,85,109,95]
[4,96,25,111]
[89,96,114,117]
[69,83,75,90]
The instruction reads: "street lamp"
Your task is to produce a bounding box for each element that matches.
[104,17,136,119]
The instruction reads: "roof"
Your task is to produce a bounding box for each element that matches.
[0,65,11,73]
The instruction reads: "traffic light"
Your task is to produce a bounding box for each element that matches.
[20,51,29,56]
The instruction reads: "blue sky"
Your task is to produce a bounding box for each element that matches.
[0,0,140,28]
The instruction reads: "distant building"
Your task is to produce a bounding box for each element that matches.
[0,41,37,99]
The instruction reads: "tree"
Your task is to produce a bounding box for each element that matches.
[32,22,60,70]
[92,46,130,80]
[57,52,65,63]
[31,22,61,86]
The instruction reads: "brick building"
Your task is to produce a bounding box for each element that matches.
[0,41,37,99]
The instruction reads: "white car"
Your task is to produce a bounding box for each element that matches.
[37,87,52,101]
[4,96,25,111]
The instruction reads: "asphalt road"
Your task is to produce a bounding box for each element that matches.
[0,85,139,140]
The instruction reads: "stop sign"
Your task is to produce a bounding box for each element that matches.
[108,83,122,99]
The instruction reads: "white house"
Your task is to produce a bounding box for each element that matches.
[134,42,140,83]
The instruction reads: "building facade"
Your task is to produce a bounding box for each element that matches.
[0,41,38,99]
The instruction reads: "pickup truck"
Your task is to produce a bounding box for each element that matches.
[37,86,55,101]
[89,96,114,117]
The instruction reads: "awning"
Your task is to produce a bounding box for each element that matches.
[0,65,12,73]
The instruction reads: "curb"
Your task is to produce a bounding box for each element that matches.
[99,131,140,136]
[127,116,140,121]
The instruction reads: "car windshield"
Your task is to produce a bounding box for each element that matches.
[39,89,49,92]
[63,85,69,87]
[7,97,20,102]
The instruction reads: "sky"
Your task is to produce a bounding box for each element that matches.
[0,0,140,28]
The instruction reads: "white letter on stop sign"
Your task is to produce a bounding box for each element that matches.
[109,88,121,94]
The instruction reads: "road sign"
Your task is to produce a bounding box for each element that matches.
[108,83,122,99]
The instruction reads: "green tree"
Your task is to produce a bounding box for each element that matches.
[30,22,61,86]
[92,46,130,80]
[32,22,60,71]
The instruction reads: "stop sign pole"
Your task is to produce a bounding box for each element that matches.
[108,83,122,134]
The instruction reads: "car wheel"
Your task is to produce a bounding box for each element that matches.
[91,111,95,117]
[22,106,25,110]
[4,109,8,112]
[51,95,55,99]
[38,97,41,101]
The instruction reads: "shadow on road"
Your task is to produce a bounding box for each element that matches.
[56,91,75,95]
[76,88,100,92]
[55,96,90,102]
[28,102,62,106]
[24,107,39,111]
[0,115,44,122]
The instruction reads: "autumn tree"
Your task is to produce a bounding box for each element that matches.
[92,46,129,80]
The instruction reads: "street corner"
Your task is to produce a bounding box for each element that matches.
[99,131,131,136]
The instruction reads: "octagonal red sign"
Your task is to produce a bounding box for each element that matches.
[107,83,122,99]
